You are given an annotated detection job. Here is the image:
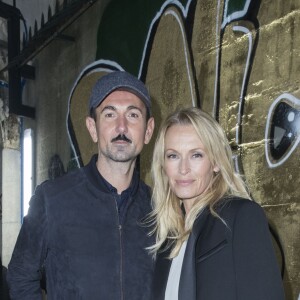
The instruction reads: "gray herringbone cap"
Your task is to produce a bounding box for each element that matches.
[89,71,151,116]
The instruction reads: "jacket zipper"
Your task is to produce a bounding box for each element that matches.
[114,198,124,300]
[119,223,123,300]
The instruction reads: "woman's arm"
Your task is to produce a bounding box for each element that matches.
[232,201,285,300]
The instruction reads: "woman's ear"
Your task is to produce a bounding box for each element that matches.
[213,165,220,173]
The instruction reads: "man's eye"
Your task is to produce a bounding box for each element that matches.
[105,113,114,118]
[129,112,139,118]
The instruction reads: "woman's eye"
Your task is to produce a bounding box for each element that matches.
[193,152,203,158]
[166,153,177,159]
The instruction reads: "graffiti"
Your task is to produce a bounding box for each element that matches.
[48,154,66,180]
[67,61,123,167]
[265,93,300,169]
[68,0,300,297]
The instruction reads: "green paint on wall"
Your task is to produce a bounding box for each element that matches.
[96,0,190,76]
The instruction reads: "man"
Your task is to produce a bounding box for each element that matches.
[7,71,155,300]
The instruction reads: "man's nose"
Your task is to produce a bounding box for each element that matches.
[116,115,128,134]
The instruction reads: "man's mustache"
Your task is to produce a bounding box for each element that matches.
[111,134,132,144]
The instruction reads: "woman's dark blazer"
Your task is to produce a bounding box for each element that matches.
[152,197,285,300]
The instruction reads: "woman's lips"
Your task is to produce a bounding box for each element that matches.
[176,180,194,186]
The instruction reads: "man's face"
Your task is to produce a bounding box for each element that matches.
[86,90,154,163]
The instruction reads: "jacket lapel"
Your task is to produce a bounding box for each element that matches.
[179,207,228,300]
[154,205,229,300]
[195,206,228,263]
[178,208,210,300]
[152,247,172,300]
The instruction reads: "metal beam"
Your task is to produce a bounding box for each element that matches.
[1,1,35,118]
[2,0,97,71]
[0,0,98,119]
[0,39,8,49]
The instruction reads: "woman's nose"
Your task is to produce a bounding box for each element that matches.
[179,158,190,175]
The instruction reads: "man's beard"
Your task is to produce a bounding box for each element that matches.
[105,134,136,162]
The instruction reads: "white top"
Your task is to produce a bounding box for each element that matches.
[164,240,188,300]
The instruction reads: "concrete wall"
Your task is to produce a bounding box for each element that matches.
[2,148,21,266]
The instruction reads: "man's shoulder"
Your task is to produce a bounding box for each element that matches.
[37,167,85,197]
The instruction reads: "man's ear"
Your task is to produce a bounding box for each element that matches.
[144,117,155,144]
[86,116,98,143]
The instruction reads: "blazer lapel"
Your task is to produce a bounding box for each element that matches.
[195,207,228,263]
[154,206,228,300]
[178,208,210,300]
[196,238,228,263]
[152,247,172,300]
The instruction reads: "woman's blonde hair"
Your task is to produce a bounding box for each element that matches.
[149,107,250,258]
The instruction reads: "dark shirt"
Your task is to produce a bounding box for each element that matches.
[90,156,139,223]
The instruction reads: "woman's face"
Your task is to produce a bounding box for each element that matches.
[164,124,219,212]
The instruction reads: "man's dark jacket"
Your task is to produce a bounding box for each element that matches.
[7,155,154,300]
[152,198,285,300]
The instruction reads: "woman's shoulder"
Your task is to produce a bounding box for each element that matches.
[217,196,260,210]
[215,196,268,226]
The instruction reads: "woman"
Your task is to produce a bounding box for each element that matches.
[149,107,285,300]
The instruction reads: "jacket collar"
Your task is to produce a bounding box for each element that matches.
[153,208,211,300]
[178,208,211,300]
[154,204,229,300]
[83,154,139,196]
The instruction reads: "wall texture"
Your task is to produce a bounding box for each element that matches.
[67,0,299,298]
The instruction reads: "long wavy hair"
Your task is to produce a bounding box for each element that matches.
[148,107,250,258]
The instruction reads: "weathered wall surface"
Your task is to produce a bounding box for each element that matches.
[67,0,299,298]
